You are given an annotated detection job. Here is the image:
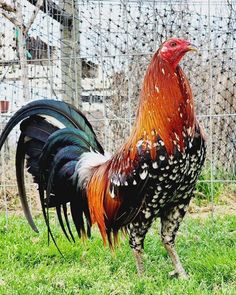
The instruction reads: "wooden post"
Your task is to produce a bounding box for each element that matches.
[59,0,81,108]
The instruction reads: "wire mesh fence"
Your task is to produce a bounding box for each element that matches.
[0,0,235,216]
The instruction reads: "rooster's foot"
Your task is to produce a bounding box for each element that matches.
[169,269,188,280]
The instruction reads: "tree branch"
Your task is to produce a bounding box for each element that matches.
[0,11,21,27]
[24,0,43,36]
[0,1,16,13]
[26,0,73,26]
[0,0,20,27]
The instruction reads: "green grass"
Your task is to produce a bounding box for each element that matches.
[196,170,224,205]
[0,214,235,295]
[195,165,236,206]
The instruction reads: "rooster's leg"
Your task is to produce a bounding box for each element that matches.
[133,249,144,276]
[163,243,188,279]
[128,215,153,276]
[160,199,190,279]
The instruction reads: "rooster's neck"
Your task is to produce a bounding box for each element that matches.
[126,52,196,159]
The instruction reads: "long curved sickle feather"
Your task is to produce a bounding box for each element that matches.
[16,134,39,233]
[38,174,63,256]
[0,99,104,237]
[0,99,103,153]
[56,205,71,242]
[63,204,75,243]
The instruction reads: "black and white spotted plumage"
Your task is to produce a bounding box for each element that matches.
[126,123,206,254]
[107,122,205,251]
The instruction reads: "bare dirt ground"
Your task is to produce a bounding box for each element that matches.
[189,193,236,218]
[0,182,235,218]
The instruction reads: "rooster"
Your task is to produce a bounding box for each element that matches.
[0,38,206,278]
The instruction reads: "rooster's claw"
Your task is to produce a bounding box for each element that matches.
[168,270,189,280]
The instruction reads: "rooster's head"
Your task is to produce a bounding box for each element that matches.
[159,38,197,69]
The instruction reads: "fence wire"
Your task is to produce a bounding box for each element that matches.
[0,0,235,216]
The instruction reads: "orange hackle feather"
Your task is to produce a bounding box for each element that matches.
[125,51,196,158]
[86,44,196,246]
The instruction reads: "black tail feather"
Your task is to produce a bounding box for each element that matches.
[0,99,103,154]
[70,197,86,238]
[20,116,58,142]
[56,205,71,243]
[63,204,76,243]
[16,134,39,233]
[0,99,103,252]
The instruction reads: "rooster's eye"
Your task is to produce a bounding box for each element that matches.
[170,42,177,47]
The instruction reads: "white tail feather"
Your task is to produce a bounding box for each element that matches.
[74,151,111,189]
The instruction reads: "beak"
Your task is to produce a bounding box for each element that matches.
[187,43,198,52]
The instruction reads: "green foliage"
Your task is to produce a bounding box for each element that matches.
[196,168,223,206]
[0,214,235,294]
[195,165,235,206]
